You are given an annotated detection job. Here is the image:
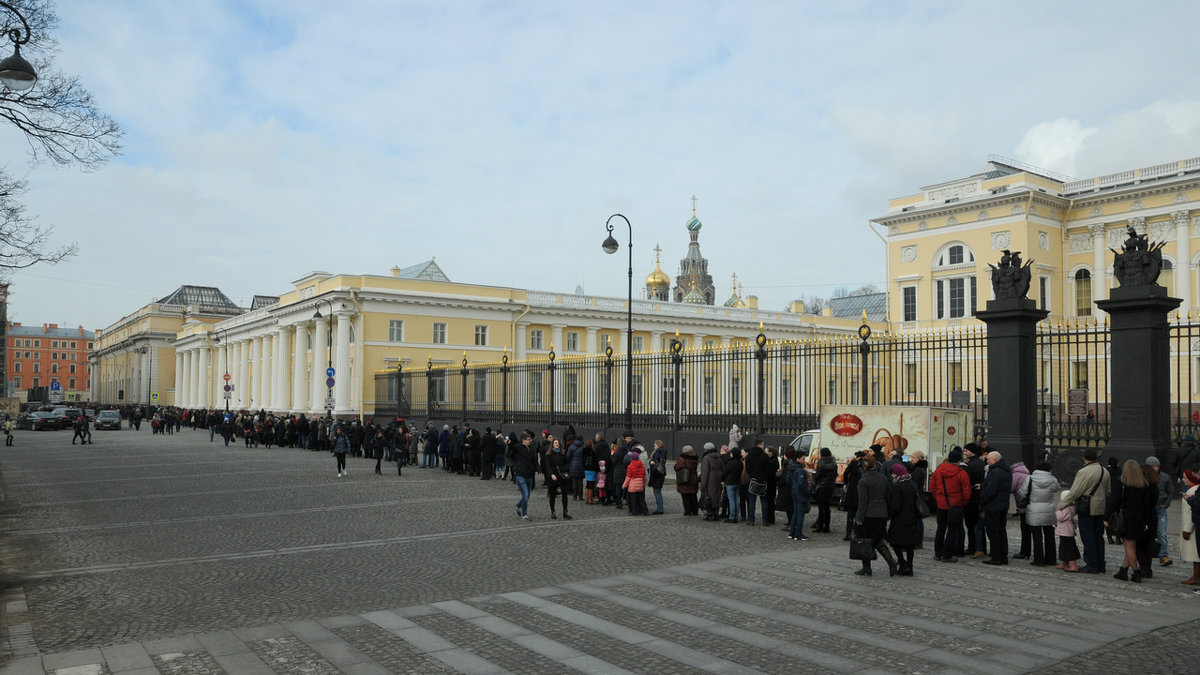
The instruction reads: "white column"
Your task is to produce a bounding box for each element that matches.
[720,336,732,412]
[1175,210,1191,314]
[260,334,273,411]
[177,351,189,407]
[1090,223,1107,317]
[197,346,210,408]
[216,344,227,407]
[276,326,292,412]
[515,323,528,360]
[311,319,329,413]
[586,327,598,355]
[334,312,352,413]
[550,325,564,353]
[190,348,201,406]
[292,323,309,412]
[237,340,249,409]
[250,336,262,411]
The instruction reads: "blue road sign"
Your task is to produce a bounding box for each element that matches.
[223,384,232,392]
[326,377,335,388]
[50,382,61,391]
[326,367,335,377]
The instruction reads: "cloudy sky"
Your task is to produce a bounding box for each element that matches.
[4,0,1200,331]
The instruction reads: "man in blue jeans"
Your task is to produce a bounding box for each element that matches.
[1059,448,1110,573]
[1147,456,1174,566]
[512,432,540,520]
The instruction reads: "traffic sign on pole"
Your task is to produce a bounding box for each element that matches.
[326,377,335,388]
[326,367,335,378]
[223,373,232,382]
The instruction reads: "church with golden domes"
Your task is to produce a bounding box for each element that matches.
[645,200,719,305]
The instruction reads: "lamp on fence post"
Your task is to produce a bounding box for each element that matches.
[396,360,404,422]
[974,387,984,439]
[602,213,634,437]
[0,1,38,92]
[548,343,556,427]
[604,345,614,431]
[670,332,683,430]
[500,349,509,425]
[755,323,767,434]
[461,353,468,423]
[426,355,434,421]
[857,311,872,406]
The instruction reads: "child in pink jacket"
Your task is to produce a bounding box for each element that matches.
[1056,489,1080,572]
[596,460,607,504]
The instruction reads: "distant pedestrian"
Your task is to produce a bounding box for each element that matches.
[648,440,667,515]
[512,432,539,520]
[1025,461,1060,567]
[673,445,699,515]
[1110,459,1154,582]
[333,426,350,477]
[700,442,724,520]
[1056,490,1081,572]
[623,450,648,516]
[785,450,811,541]
[1059,447,1110,574]
[931,447,970,562]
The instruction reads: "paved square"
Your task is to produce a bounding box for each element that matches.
[1,426,1195,673]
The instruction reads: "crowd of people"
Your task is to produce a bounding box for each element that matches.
[84,408,1200,587]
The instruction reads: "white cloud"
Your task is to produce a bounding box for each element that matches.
[1013,119,1098,178]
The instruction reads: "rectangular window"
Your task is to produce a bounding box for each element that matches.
[12,362,18,373]
[731,376,742,407]
[600,376,610,405]
[70,353,76,360]
[69,378,76,389]
[936,280,945,319]
[632,336,644,352]
[474,325,487,346]
[565,372,578,404]
[566,332,579,352]
[32,363,39,373]
[1073,361,1089,389]
[473,371,488,402]
[850,379,859,405]
[11,377,18,388]
[902,286,917,322]
[23,339,29,347]
[388,320,404,342]
[69,363,76,374]
[430,371,447,402]
[51,340,58,348]
[32,378,39,388]
[949,278,965,318]
[827,377,838,405]
[71,341,77,349]
[529,375,543,404]
[34,340,39,347]
[969,276,977,316]
[704,339,716,350]
[600,334,612,353]
[948,362,963,392]
[1075,275,1092,317]
[704,375,715,406]
[632,374,644,405]
[432,322,447,344]
[781,378,792,408]
[949,246,963,265]
[529,329,544,350]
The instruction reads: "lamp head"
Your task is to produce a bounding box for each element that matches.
[602,234,619,255]
[0,44,36,92]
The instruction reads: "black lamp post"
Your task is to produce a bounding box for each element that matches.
[0,1,37,92]
[213,328,231,412]
[312,298,335,416]
[602,213,634,437]
[139,345,152,409]
[857,311,872,406]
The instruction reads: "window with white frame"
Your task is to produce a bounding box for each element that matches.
[902,286,917,322]
[731,376,742,407]
[473,371,488,402]
[432,322,447,344]
[565,372,578,404]
[1074,270,1092,317]
[632,336,644,352]
[566,331,579,351]
[932,243,977,319]
[600,334,612,353]
[529,329,544,350]
[1039,277,1050,312]
[388,320,404,342]
[703,375,715,406]
[529,374,544,405]
[474,325,488,346]
[1161,259,1175,297]
[632,374,644,405]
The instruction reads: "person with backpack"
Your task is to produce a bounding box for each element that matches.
[674,445,700,515]
[648,440,668,515]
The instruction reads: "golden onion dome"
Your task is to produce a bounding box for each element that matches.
[645,261,671,289]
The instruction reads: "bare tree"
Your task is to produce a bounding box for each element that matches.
[0,0,121,271]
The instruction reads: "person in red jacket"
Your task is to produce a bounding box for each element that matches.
[930,447,972,562]
[623,450,648,516]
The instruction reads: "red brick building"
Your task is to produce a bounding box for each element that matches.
[6,323,95,402]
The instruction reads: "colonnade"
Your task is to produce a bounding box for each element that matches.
[173,312,356,414]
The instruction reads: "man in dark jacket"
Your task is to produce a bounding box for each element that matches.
[842,452,865,541]
[964,443,988,558]
[980,451,1012,565]
[511,433,540,520]
[743,441,773,526]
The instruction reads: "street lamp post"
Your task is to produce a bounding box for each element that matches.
[139,345,152,410]
[602,214,634,437]
[0,1,37,92]
[213,328,231,412]
[312,298,335,418]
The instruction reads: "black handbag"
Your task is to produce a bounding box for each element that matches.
[849,537,877,561]
[1073,467,1104,516]
[748,478,767,496]
[940,474,963,526]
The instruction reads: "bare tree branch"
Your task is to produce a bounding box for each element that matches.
[0,170,77,273]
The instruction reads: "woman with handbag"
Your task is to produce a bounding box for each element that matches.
[854,453,898,576]
[648,440,668,515]
[812,448,837,533]
[930,447,970,562]
[886,463,922,575]
[1109,459,1155,582]
[673,445,700,516]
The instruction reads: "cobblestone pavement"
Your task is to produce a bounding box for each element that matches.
[1,427,1196,673]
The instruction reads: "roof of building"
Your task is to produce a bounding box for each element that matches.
[8,323,94,339]
[250,295,280,310]
[157,285,240,310]
[395,260,450,282]
[828,292,887,321]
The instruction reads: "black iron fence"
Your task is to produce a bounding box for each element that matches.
[374,317,1200,455]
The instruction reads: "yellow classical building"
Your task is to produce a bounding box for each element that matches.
[875,155,1200,329]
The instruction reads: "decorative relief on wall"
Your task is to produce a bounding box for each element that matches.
[889,225,899,235]
[1108,228,1127,249]
[1150,221,1173,241]
[945,216,958,226]
[1011,205,1024,215]
[1038,232,1049,250]
[1193,216,1200,237]
[917,221,928,231]
[901,246,917,263]
[1130,200,1144,210]
[928,183,978,201]
[1090,207,1103,217]
[1069,233,1092,253]
[990,231,1011,249]
[1175,193,1189,204]
[978,210,990,221]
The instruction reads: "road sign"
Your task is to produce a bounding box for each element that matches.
[223,373,232,382]
[326,367,335,377]
[49,391,61,403]
[223,384,232,392]
[50,382,61,391]
[324,395,335,411]
[150,392,159,402]
[326,377,335,388]
[224,393,232,400]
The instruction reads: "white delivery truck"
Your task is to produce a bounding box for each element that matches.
[788,405,970,491]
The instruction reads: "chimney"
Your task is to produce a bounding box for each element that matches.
[746,295,759,309]
[821,307,833,317]
[790,300,806,314]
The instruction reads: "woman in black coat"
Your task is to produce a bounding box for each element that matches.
[812,448,838,533]
[1110,459,1157,582]
[841,452,865,540]
[699,443,724,520]
[886,464,922,576]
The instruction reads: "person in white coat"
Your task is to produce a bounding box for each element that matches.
[1024,461,1061,566]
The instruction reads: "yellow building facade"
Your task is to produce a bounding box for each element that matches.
[875,155,1200,329]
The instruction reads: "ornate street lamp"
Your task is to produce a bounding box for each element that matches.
[212,328,231,412]
[602,213,634,437]
[0,2,37,91]
[312,298,335,415]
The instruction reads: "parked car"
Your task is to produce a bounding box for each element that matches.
[85,409,98,421]
[19,412,60,431]
[57,407,83,427]
[94,410,121,430]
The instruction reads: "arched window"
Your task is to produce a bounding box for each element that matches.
[932,243,977,319]
[1074,269,1092,317]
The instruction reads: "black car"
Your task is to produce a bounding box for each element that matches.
[95,410,121,430]
[19,412,60,430]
